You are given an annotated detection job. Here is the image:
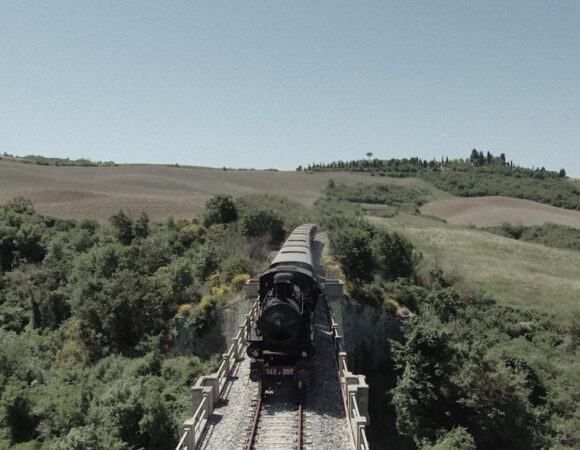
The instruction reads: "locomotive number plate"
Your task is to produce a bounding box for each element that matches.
[265,367,294,376]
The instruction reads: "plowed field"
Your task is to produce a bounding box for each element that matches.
[420,196,580,229]
[0,161,414,220]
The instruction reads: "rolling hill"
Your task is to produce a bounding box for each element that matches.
[2,158,579,316]
[0,160,406,220]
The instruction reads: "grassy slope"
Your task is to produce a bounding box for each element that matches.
[369,214,580,318]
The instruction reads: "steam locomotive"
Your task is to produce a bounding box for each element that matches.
[247,224,321,385]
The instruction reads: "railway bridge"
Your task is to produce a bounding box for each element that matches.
[175,235,370,450]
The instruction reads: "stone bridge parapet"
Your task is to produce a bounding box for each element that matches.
[324,279,370,450]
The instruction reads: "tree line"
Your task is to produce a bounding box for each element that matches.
[303,150,567,180]
[303,151,580,210]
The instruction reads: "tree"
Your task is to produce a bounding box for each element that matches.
[167,257,194,303]
[1,378,38,443]
[134,212,149,239]
[374,231,417,281]
[425,287,464,323]
[72,270,166,359]
[138,377,175,449]
[109,210,134,245]
[470,149,479,165]
[202,194,238,227]
[331,225,375,283]
[366,152,373,159]
[391,319,457,444]
[193,246,220,281]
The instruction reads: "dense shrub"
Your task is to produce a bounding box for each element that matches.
[236,194,314,232]
[374,231,418,281]
[388,287,577,449]
[1,377,38,443]
[0,201,238,449]
[241,209,285,246]
[331,223,419,287]
[109,210,134,245]
[332,225,376,283]
[326,182,432,214]
[220,255,253,283]
[202,194,238,227]
[484,222,580,251]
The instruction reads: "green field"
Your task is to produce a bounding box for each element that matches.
[369,214,580,317]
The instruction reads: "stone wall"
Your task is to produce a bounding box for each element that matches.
[328,295,403,368]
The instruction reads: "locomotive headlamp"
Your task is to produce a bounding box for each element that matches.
[252,350,260,358]
[301,350,308,358]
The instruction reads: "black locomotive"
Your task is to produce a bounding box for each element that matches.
[247,224,321,384]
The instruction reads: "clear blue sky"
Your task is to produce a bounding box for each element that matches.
[1,1,579,175]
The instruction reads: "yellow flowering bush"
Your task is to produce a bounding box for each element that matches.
[383,298,400,315]
[152,266,169,278]
[231,273,251,289]
[177,303,193,316]
[180,223,204,242]
[210,284,229,297]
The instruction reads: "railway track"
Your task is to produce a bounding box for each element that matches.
[245,381,308,450]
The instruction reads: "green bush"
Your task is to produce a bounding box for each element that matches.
[331,223,419,284]
[220,255,253,283]
[325,182,432,214]
[374,231,418,281]
[484,222,580,251]
[423,427,476,450]
[241,209,285,246]
[109,210,134,245]
[389,286,576,449]
[202,194,238,227]
[0,202,238,448]
[332,225,376,283]
[1,378,38,443]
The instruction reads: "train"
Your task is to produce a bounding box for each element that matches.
[247,224,322,386]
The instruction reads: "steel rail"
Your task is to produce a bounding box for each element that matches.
[245,381,263,450]
[245,381,305,450]
[296,393,303,450]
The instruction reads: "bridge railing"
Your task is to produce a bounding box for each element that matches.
[175,286,259,450]
[324,279,370,450]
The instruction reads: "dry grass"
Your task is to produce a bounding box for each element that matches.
[420,196,580,228]
[1,160,411,221]
[369,214,580,317]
